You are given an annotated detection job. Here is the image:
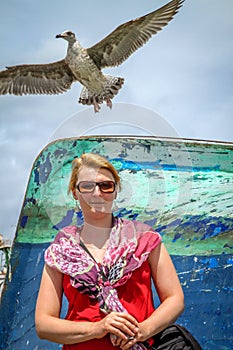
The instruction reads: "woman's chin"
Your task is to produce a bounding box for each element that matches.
[90,205,112,215]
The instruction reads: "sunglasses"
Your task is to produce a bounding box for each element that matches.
[76,181,116,193]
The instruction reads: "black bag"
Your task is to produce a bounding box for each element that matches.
[143,324,202,349]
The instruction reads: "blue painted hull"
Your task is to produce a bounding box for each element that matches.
[0,242,232,349]
[0,136,232,349]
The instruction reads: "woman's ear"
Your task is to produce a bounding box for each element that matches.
[72,189,78,200]
[114,189,118,200]
[114,184,120,199]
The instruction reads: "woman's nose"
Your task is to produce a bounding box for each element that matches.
[92,184,102,195]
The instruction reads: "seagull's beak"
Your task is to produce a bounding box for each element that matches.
[56,34,62,39]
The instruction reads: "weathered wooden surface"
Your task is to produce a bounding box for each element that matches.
[0,136,232,349]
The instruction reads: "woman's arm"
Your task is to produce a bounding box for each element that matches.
[140,243,185,337]
[119,242,185,350]
[35,264,139,345]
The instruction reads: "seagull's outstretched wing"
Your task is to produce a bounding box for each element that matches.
[0,59,74,96]
[87,0,184,69]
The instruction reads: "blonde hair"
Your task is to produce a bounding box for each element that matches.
[68,153,121,193]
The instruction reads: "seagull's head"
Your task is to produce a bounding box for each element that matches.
[56,30,76,43]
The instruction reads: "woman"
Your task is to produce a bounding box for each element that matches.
[35,153,184,350]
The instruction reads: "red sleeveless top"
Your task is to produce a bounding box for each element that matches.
[62,260,155,349]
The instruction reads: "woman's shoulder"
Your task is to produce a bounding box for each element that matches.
[53,225,81,242]
[61,225,80,235]
[119,217,156,233]
[116,217,161,245]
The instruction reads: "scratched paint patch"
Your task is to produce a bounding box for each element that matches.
[168,254,233,348]
[156,215,233,255]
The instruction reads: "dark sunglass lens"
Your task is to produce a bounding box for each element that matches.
[78,182,95,192]
[100,181,115,193]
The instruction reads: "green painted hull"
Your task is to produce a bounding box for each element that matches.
[17,136,233,255]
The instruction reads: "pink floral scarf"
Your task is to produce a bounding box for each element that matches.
[44,217,161,349]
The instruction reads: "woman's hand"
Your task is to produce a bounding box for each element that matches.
[94,312,139,343]
[114,322,149,349]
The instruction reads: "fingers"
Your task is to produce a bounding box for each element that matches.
[96,311,140,346]
[115,313,139,336]
[120,339,136,350]
[111,334,134,348]
[103,312,139,342]
[112,334,138,350]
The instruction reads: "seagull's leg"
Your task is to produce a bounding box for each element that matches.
[93,97,101,113]
[106,98,112,109]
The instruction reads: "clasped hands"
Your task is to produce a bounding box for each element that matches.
[97,311,146,349]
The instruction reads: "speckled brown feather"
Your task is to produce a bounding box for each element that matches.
[0,60,74,95]
[87,0,184,68]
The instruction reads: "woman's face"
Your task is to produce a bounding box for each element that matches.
[73,166,117,218]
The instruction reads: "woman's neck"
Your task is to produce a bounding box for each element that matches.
[80,215,113,248]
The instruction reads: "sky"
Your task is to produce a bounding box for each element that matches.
[0,0,232,241]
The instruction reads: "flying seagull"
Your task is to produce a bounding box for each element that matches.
[0,0,184,113]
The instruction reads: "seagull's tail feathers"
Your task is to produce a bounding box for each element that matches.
[79,75,124,112]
